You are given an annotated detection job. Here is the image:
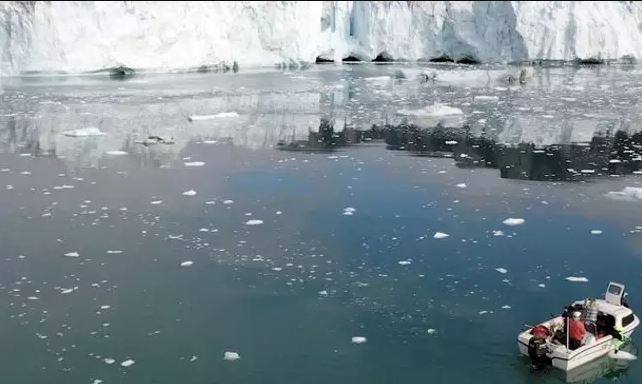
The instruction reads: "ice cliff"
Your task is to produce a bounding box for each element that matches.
[2,1,642,75]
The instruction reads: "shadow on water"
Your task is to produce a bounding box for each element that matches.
[382,123,642,181]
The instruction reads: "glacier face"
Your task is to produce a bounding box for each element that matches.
[2,1,642,75]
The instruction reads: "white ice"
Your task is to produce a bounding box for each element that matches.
[590,230,603,235]
[64,252,80,257]
[605,187,642,202]
[245,219,263,225]
[185,161,205,167]
[180,261,194,267]
[182,190,197,196]
[188,112,239,121]
[433,232,449,239]
[351,336,367,344]
[120,359,135,367]
[502,218,525,226]
[495,268,508,274]
[565,276,589,283]
[62,127,106,137]
[106,150,127,155]
[223,352,240,361]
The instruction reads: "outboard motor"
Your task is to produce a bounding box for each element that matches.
[528,336,549,370]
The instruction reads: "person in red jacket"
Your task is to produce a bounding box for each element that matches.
[569,311,587,350]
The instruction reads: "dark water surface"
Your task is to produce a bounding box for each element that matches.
[1,64,642,383]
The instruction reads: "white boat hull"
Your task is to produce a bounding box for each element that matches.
[518,314,639,371]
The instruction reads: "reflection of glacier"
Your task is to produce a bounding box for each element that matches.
[0,91,326,168]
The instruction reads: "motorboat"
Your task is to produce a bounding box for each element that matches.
[518,282,639,371]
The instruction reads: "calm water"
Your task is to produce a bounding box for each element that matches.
[1,64,642,384]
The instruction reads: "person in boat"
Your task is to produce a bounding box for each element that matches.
[569,311,587,350]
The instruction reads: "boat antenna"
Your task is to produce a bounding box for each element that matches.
[566,308,570,350]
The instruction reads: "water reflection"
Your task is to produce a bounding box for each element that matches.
[383,123,642,181]
[558,344,637,383]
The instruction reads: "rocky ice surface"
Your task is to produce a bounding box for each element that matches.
[2,1,642,75]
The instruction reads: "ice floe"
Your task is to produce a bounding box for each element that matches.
[120,359,135,367]
[62,127,106,137]
[184,161,205,167]
[398,260,412,266]
[180,261,194,267]
[64,252,79,257]
[456,183,467,188]
[245,219,263,225]
[188,112,239,121]
[223,352,240,361]
[433,232,449,239]
[182,190,197,196]
[502,218,525,226]
[351,336,367,344]
[565,276,589,283]
[590,230,603,235]
[495,268,508,274]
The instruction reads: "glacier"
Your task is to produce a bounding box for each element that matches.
[2,1,642,75]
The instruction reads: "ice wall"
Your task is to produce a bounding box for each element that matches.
[2,1,642,76]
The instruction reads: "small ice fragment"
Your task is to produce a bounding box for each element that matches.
[538,283,546,288]
[318,290,328,296]
[180,261,194,267]
[199,228,209,232]
[103,358,115,364]
[398,260,412,266]
[6,185,13,190]
[106,250,123,254]
[182,190,197,196]
[106,150,127,156]
[276,211,282,215]
[479,310,488,315]
[189,355,198,362]
[64,252,80,257]
[120,359,135,367]
[565,276,589,283]
[343,207,356,213]
[474,95,499,103]
[342,211,354,216]
[502,218,525,226]
[501,305,512,309]
[456,183,467,188]
[223,200,234,205]
[245,219,263,226]
[590,230,603,235]
[62,127,106,137]
[445,140,458,145]
[92,380,103,384]
[150,200,163,205]
[223,352,240,361]
[185,161,205,167]
[351,336,367,344]
[188,112,239,121]
[100,305,111,310]
[426,328,437,334]
[492,230,505,236]
[433,232,449,239]
[495,268,508,274]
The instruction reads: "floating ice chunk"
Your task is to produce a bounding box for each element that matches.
[479,310,488,315]
[27,296,39,300]
[495,268,508,274]
[456,183,467,188]
[182,190,197,196]
[185,161,205,167]
[189,355,198,362]
[120,359,135,367]
[61,287,76,294]
[342,211,354,216]
[590,230,603,235]
[106,150,127,156]
[100,305,111,309]
[245,219,263,226]
[565,276,589,283]
[6,185,13,190]
[150,200,163,205]
[188,112,239,121]
[276,211,282,215]
[180,261,194,267]
[501,305,512,309]
[581,169,595,174]
[104,358,115,364]
[343,207,356,213]
[606,187,642,202]
[433,232,449,239]
[318,290,328,296]
[609,159,622,164]
[538,283,546,288]
[199,228,209,232]
[107,250,123,254]
[473,95,499,103]
[502,218,525,226]
[608,350,637,360]
[492,230,505,236]
[223,352,240,361]
[63,127,106,137]
[351,336,367,344]
[64,252,79,257]
[396,104,464,128]
[426,329,437,334]
[398,260,412,266]
[92,380,103,384]
[223,200,234,205]
[445,140,458,145]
